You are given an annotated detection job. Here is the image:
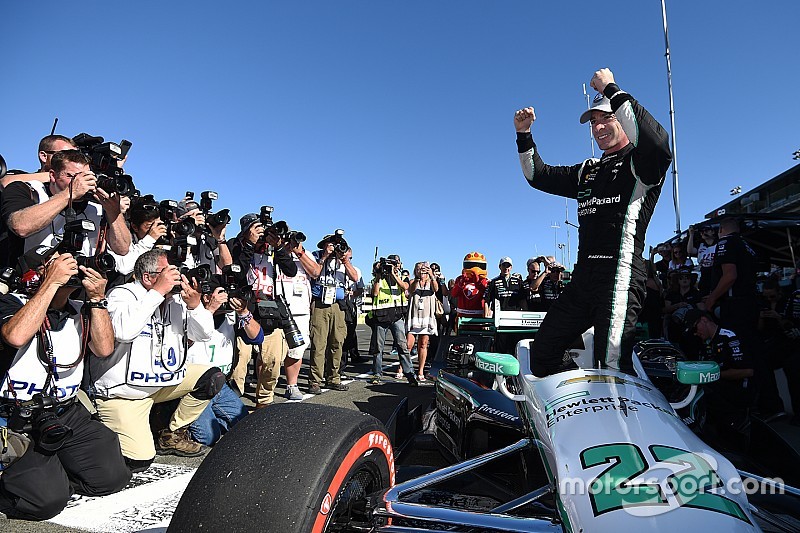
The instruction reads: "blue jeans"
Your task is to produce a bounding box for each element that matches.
[372,318,414,376]
[188,384,248,446]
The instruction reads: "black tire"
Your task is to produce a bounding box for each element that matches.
[169,403,394,533]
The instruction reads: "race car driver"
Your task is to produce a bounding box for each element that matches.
[514,68,672,377]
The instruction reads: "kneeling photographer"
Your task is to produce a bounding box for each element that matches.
[184,275,262,444]
[228,211,298,407]
[0,246,130,520]
[368,255,418,386]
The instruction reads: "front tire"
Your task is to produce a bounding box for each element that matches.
[169,403,394,533]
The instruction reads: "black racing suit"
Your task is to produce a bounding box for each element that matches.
[516,83,672,376]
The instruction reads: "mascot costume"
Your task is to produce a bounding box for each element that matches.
[451,252,489,328]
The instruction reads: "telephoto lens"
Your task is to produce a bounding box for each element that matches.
[276,294,305,349]
[76,252,116,275]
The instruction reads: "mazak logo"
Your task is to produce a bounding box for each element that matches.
[476,359,504,374]
[700,371,720,383]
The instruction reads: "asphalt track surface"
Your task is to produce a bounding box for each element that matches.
[5,324,437,533]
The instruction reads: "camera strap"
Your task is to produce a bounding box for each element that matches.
[95,214,108,256]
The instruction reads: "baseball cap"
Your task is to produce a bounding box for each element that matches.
[499,256,513,267]
[579,92,613,124]
[239,213,259,234]
[176,199,200,217]
[316,234,334,249]
[19,245,57,273]
[388,254,401,263]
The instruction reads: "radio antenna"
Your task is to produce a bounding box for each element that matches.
[50,118,59,135]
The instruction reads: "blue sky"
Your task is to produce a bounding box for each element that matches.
[2,1,798,280]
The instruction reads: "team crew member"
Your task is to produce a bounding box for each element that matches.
[514,68,672,376]
[0,247,130,520]
[684,309,754,449]
[484,256,524,316]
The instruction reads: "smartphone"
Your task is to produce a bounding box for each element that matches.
[119,139,132,159]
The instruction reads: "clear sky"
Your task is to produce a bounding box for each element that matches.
[2,1,798,280]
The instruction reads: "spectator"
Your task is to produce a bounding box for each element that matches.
[447,278,458,334]
[428,262,449,358]
[368,256,418,386]
[484,256,524,316]
[307,233,359,394]
[514,68,671,376]
[687,223,718,297]
[0,150,131,270]
[641,259,664,339]
[663,268,700,341]
[668,242,694,271]
[91,249,223,468]
[0,247,130,520]
[184,281,261,445]
[228,214,297,406]
[407,262,439,381]
[653,244,671,281]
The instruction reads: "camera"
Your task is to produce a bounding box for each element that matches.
[379,256,399,279]
[267,220,306,246]
[275,294,305,350]
[260,206,274,228]
[196,190,231,228]
[71,133,136,196]
[7,394,73,452]
[56,219,116,286]
[220,264,253,301]
[181,264,213,295]
[330,229,348,255]
[0,267,21,295]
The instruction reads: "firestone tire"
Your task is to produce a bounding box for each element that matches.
[169,403,395,533]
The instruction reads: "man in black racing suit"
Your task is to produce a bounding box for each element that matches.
[514,68,672,377]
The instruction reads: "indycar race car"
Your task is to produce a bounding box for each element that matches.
[169,309,800,532]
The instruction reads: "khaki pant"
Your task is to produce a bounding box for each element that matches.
[309,302,347,385]
[96,364,212,461]
[255,328,288,406]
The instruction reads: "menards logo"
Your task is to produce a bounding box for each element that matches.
[476,359,504,374]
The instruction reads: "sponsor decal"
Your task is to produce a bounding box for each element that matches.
[578,194,622,217]
[320,493,332,515]
[557,375,652,390]
[475,358,504,374]
[476,404,520,423]
[545,395,676,427]
[699,371,720,383]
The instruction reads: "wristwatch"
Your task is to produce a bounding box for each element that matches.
[86,298,108,309]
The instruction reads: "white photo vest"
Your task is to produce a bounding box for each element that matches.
[25,181,103,255]
[1,295,84,401]
[187,313,235,375]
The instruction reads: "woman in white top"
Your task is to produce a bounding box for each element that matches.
[406,262,439,381]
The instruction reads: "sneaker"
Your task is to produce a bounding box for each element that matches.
[394,370,404,380]
[390,349,398,355]
[157,427,207,457]
[285,385,303,401]
[328,382,349,391]
[308,383,322,395]
[417,374,427,383]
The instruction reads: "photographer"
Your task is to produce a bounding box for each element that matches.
[175,197,232,272]
[0,134,76,190]
[90,249,222,466]
[0,247,130,520]
[228,213,297,407]
[184,280,261,445]
[368,255,418,386]
[307,232,359,394]
[108,196,166,279]
[0,150,131,270]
